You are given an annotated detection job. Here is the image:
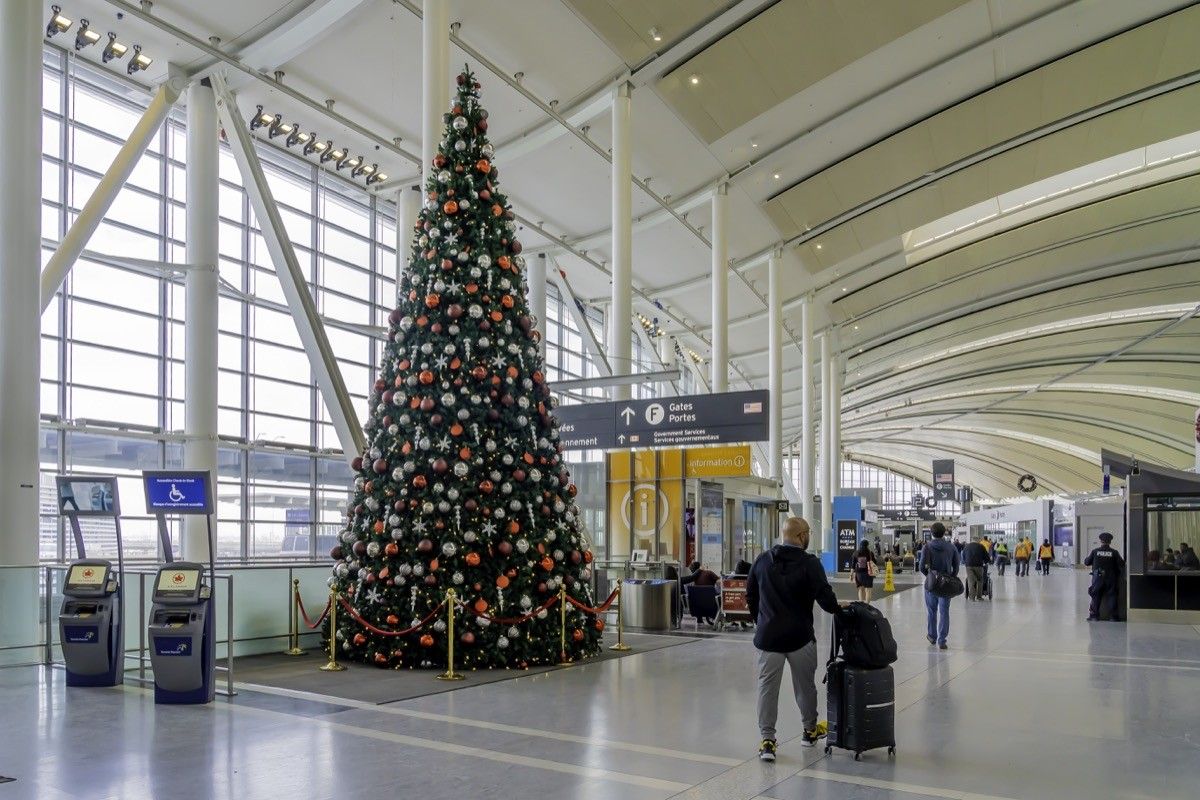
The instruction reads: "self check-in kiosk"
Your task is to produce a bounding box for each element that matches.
[55,475,125,687]
[143,470,216,704]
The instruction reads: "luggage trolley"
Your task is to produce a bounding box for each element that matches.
[718,577,753,630]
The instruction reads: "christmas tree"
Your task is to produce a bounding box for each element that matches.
[327,69,604,669]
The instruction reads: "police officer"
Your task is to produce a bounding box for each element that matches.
[1084,532,1124,621]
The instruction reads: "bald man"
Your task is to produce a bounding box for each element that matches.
[746,516,842,762]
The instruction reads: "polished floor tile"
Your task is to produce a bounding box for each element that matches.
[1,570,1196,799]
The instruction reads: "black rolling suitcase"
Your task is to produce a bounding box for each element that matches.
[824,620,896,759]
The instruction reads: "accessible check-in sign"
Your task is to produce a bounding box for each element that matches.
[552,389,769,450]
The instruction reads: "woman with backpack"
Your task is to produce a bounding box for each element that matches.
[853,539,877,603]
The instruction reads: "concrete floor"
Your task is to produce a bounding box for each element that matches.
[2,570,1198,800]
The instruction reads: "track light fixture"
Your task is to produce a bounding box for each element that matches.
[351,161,371,179]
[338,154,362,172]
[366,171,387,186]
[302,133,321,155]
[249,105,274,131]
[75,19,100,50]
[285,125,307,148]
[320,145,343,164]
[267,116,291,139]
[47,6,71,38]
[127,45,152,75]
[101,33,128,63]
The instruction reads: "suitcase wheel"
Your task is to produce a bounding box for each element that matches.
[854,752,861,761]
[888,746,896,756]
[824,745,832,755]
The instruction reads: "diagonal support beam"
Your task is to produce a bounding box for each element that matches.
[40,71,187,311]
[548,259,611,377]
[212,73,365,462]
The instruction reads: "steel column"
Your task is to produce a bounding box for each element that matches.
[768,251,783,487]
[212,74,365,461]
[395,185,421,284]
[610,82,633,399]
[710,184,729,392]
[820,332,833,552]
[800,294,815,527]
[422,0,449,181]
[184,80,219,562]
[528,254,548,363]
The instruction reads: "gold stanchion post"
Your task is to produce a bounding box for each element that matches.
[558,585,572,666]
[318,585,346,672]
[285,578,305,656]
[609,581,631,652]
[436,588,465,681]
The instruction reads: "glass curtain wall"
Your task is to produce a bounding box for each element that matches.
[783,456,962,516]
[37,48,634,564]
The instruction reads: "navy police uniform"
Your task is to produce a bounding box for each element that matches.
[1083,533,1124,621]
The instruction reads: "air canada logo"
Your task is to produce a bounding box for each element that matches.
[82,568,94,579]
[172,573,185,585]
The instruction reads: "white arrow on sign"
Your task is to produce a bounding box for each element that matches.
[620,407,635,425]
[617,434,626,445]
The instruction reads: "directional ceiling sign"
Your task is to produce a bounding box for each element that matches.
[552,389,769,450]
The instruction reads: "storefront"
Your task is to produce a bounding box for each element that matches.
[602,445,779,573]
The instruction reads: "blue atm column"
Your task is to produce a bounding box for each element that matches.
[54,475,125,687]
[142,470,216,705]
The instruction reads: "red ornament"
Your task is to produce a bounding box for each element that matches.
[497,540,513,556]
[353,633,367,646]
[420,397,435,412]
[447,303,464,319]
[443,200,458,214]
[425,293,440,308]
[513,469,526,482]
[572,629,584,642]
[351,456,364,471]
[412,475,427,489]
[419,634,435,647]
[476,159,491,173]
[473,598,488,614]
[465,552,481,567]
[372,458,388,474]
[479,479,494,494]
[595,619,605,631]
[385,542,399,557]
[432,458,448,474]
[471,365,487,381]
[491,203,503,217]
[496,575,509,588]
[419,370,434,385]
[540,556,554,571]
[460,631,476,645]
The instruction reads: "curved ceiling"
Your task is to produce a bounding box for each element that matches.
[51,0,1200,500]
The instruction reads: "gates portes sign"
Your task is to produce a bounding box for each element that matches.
[552,389,769,451]
[932,459,955,502]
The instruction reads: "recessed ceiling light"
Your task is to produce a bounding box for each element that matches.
[650,27,662,42]
[853,325,858,330]
[841,287,847,292]
[772,173,780,180]
[815,243,822,250]
[751,141,759,149]
[689,74,700,85]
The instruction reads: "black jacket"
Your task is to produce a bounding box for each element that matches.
[961,541,992,568]
[746,545,841,653]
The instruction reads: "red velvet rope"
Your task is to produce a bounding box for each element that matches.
[564,587,619,615]
[338,596,446,637]
[470,594,560,625]
[296,592,331,630]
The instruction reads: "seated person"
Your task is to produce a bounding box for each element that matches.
[1177,543,1200,570]
[680,561,702,586]
[902,550,916,568]
[1147,550,1178,571]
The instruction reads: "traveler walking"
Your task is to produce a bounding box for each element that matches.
[917,522,961,650]
[852,540,877,603]
[994,540,1010,575]
[747,517,843,762]
[962,536,991,601]
[1014,538,1032,577]
[1038,540,1054,574]
[1084,532,1125,621]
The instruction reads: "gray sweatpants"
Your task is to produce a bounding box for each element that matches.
[756,641,818,740]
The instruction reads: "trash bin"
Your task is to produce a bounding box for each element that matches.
[621,579,673,631]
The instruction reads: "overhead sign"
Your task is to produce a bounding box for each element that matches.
[553,389,769,450]
[143,471,214,515]
[932,459,955,501]
[685,445,752,478]
[775,499,790,513]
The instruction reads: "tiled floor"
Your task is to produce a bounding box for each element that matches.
[2,569,1197,799]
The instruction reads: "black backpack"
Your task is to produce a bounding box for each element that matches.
[831,601,898,669]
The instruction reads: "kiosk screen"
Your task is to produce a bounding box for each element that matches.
[57,478,119,516]
[66,564,108,588]
[156,569,201,596]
